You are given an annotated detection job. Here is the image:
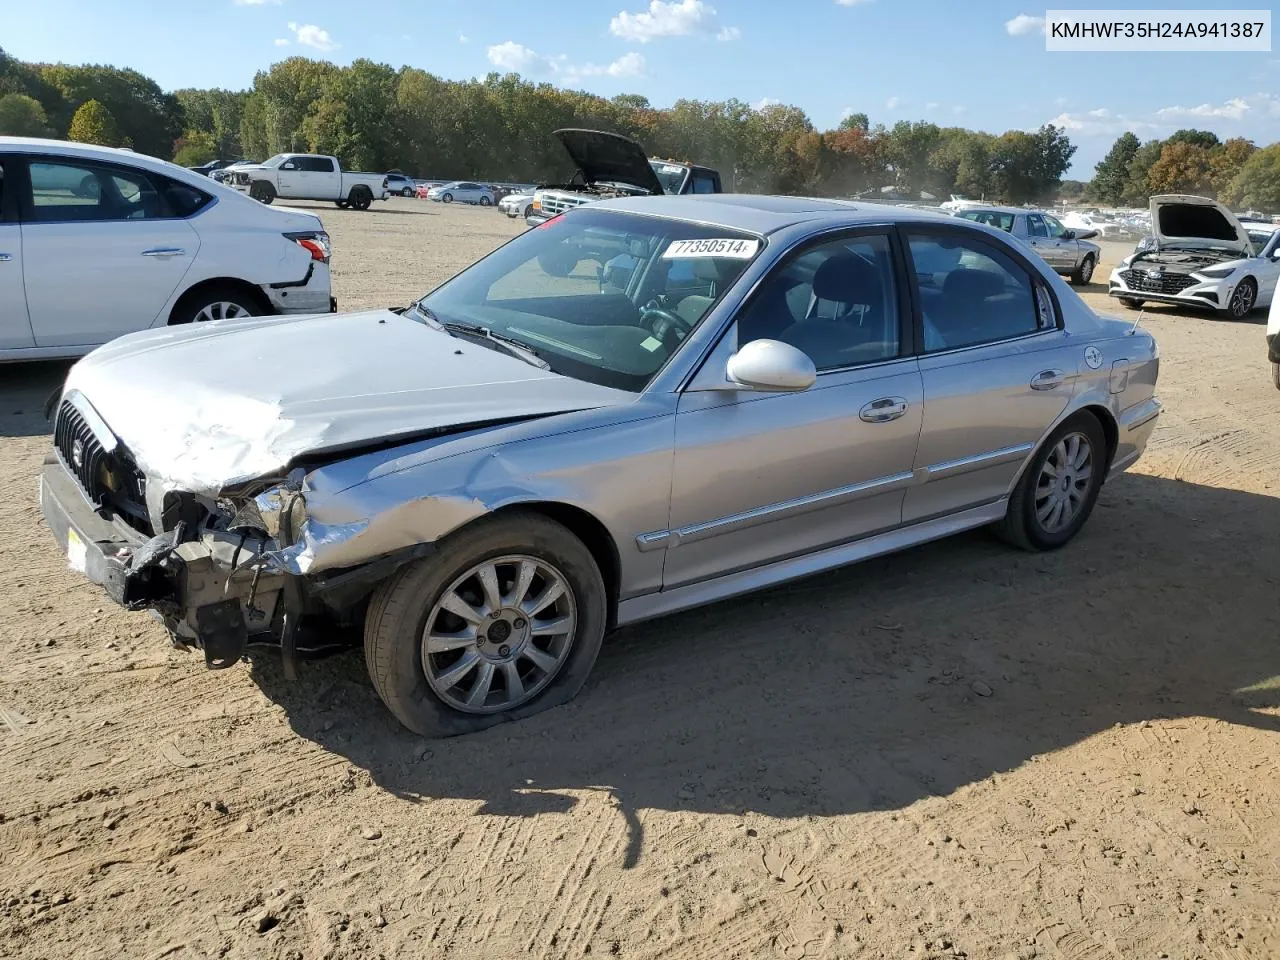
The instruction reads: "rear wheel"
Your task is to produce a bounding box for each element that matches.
[249,181,275,204]
[479,195,492,206]
[364,511,607,737]
[350,186,373,211]
[170,283,263,326]
[1227,277,1256,320]
[401,187,414,197]
[1119,297,1144,310]
[995,412,1107,552]
[1071,254,1095,285]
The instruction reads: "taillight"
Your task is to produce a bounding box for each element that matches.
[286,232,330,264]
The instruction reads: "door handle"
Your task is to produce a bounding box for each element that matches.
[1030,369,1065,390]
[0,253,11,262]
[141,247,186,258]
[859,397,908,423]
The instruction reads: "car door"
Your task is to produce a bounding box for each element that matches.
[664,229,924,589]
[304,157,339,199]
[0,157,34,349]
[1041,213,1079,270]
[1023,214,1060,269]
[1252,231,1280,305]
[19,155,198,348]
[274,157,302,198]
[900,224,1079,524]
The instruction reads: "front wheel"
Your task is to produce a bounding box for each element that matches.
[478,195,492,206]
[995,412,1107,552]
[401,187,414,197]
[1227,277,1256,320]
[249,181,275,205]
[1071,254,1095,285]
[364,511,608,737]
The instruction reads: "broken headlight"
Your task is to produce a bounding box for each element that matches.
[250,485,309,546]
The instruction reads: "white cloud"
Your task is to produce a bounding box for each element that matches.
[487,41,559,75]
[286,22,339,52]
[1087,107,1111,118]
[885,96,903,109]
[487,42,645,82]
[1044,110,1159,137]
[610,0,721,42]
[458,32,468,43]
[1156,97,1249,121]
[234,0,282,5]
[835,0,875,5]
[755,97,782,110]
[273,37,289,46]
[716,25,741,41]
[1005,14,1046,36]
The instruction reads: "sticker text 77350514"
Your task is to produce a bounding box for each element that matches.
[662,238,760,260]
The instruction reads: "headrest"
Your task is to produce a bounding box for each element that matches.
[812,253,880,303]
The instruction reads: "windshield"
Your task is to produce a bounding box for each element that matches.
[421,208,763,391]
[261,154,288,168]
[649,161,690,194]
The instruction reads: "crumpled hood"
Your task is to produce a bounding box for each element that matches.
[63,310,633,495]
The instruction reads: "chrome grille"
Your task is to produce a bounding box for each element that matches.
[1120,269,1197,295]
[53,400,151,532]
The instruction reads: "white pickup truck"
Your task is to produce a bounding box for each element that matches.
[225,154,391,210]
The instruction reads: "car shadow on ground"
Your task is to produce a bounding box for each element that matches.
[251,472,1280,867]
[0,361,71,438]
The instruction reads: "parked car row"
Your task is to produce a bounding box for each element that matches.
[0,137,333,362]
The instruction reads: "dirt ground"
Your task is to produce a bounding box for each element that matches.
[1,198,1277,960]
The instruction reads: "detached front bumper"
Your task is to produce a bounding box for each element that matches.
[39,456,290,669]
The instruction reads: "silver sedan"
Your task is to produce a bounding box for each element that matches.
[40,196,1161,736]
[955,206,1103,285]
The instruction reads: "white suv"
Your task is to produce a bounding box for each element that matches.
[0,138,334,362]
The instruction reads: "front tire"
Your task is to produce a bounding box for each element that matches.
[1227,277,1257,320]
[479,196,492,206]
[364,511,608,737]
[1071,254,1095,285]
[995,412,1107,552]
[401,187,414,197]
[249,181,275,205]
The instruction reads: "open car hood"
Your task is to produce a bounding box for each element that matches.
[63,310,632,495]
[1148,194,1252,256]
[553,128,666,196]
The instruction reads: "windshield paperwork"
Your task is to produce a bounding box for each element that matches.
[649,161,690,194]
[417,208,763,391]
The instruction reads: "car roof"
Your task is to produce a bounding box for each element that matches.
[597,194,956,235]
[0,136,198,181]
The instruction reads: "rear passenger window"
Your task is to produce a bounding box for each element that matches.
[159,177,212,217]
[736,233,900,371]
[907,232,1049,352]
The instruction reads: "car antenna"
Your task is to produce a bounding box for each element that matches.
[1129,306,1145,335]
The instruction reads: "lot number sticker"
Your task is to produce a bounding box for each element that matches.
[663,238,759,259]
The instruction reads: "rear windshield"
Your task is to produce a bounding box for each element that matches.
[961,210,1016,233]
[421,208,763,391]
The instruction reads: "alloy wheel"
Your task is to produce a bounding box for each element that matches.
[1034,432,1093,534]
[421,555,577,714]
[193,301,251,323]
[1229,281,1255,319]
[1079,257,1094,283]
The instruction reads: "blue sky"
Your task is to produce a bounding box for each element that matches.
[4,0,1278,177]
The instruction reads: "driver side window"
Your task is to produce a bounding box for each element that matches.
[1042,214,1067,239]
[735,233,901,372]
[27,159,163,223]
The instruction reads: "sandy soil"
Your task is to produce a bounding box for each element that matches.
[1,200,1277,960]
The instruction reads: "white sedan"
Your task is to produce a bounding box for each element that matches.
[0,137,334,362]
[498,190,536,218]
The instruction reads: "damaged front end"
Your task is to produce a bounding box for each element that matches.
[39,398,429,679]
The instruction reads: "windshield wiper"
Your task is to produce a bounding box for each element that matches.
[407,301,444,329]
[439,319,551,370]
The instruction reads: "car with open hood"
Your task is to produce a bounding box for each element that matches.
[1108,195,1280,320]
[526,129,721,225]
[39,195,1161,737]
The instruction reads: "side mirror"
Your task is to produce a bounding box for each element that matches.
[726,339,816,392]
[1077,229,1099,241]
[1060,229,1076,240]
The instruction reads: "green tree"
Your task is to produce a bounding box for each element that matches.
[1210,137,1256,196]
[989,125,1074,203]
[1121,139,1165,205]
[885,121,942,197]
[1092,132,1140,204]
[172,129,218,166]
[175,87,248,158]
[41,64,180,156]
[0,93,51,136]
[1166,128,1220,150]
[839,112,869,132]
[66,98,128,147]
[1222,144,1280,211]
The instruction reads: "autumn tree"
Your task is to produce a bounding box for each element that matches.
[67,98,129,147]
[1146,141,1215,195]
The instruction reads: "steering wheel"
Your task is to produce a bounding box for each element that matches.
[640,303,692,347]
